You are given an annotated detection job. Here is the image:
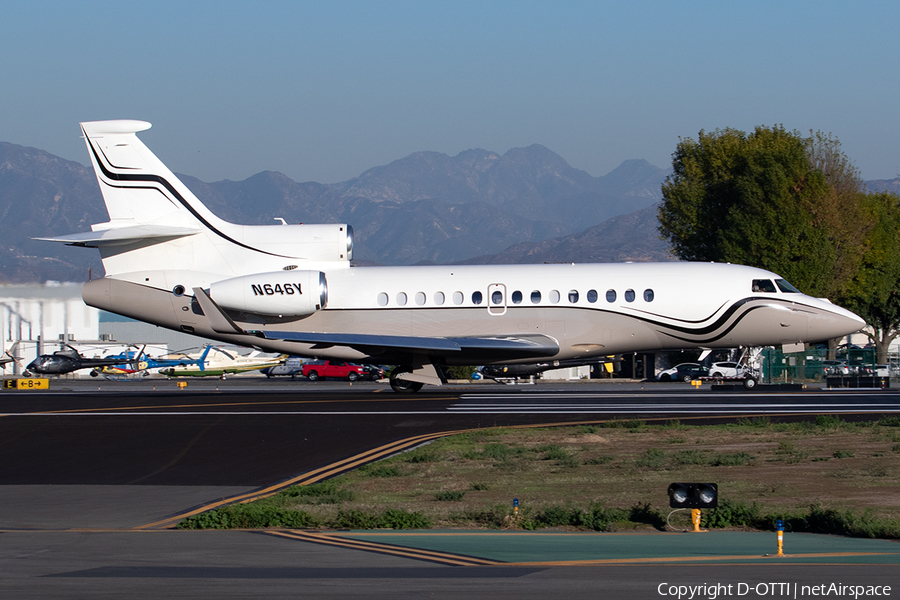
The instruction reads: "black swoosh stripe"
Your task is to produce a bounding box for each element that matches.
[84,129,299,260]
[654,305,770,343]
[625,296,814,337]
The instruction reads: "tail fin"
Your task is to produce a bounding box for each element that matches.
[80,120,218,230]
[38,120,354,280]
[199,344,213,371]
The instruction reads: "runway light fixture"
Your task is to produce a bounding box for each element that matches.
[668,483,718,509]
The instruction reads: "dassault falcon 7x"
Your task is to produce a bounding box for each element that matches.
[38,120,864,392]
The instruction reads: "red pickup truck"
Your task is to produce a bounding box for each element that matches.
[302,360,365,381]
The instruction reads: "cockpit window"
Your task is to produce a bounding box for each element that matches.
[775,279,801,293]
[751,279,777,293]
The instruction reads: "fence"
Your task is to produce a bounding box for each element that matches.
[760,347,893,386]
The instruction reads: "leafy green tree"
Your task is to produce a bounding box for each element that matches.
[659,125,900,357]
[658,126,869,299]
[840,192,900,363]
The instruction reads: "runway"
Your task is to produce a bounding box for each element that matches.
[2,381,899,488]
[1,379,898,598]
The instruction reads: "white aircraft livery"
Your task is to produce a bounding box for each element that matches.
[38,120,864,392]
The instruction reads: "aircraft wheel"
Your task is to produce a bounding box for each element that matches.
[307,371,319,381]
[390,367,423,394]
[348,372,359,382]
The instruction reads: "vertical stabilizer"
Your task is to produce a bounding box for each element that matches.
[80,120,219,230]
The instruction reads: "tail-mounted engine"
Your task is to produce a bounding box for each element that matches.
[209,270,327,317]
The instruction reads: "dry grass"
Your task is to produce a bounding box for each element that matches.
[265,417,900,528]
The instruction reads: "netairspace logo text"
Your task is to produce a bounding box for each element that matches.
[658,582,892,600]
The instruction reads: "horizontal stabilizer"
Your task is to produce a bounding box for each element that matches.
[258,330,559,360]
[35,224,202,247]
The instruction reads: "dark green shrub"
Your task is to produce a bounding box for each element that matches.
[333,509,432,530]
[334,510,380,529]
[403,447,441,463]
[534,505,577,527]
[816,414,842,429]
[629,503,665,529]
[635,448,667,469]
[704,500,762,528]
[434,490,466,501]
[378,509,432,529]
[672,449,708,465]
[481,442,514,460]
[280,480,354,504]
[711,452,755,466]
[359,464,402,477]
[178,505,318,529]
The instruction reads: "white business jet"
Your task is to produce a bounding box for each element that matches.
[37,121,864,392]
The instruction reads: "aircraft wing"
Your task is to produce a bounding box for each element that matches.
[256,330,559,361]
[191,286,559,360]
[35,224,201,247]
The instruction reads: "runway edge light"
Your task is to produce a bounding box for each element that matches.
[667,483,718,509]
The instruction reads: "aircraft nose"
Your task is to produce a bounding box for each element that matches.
[808,301,865,341]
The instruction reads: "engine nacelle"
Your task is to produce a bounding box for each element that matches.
[209,270,327,317]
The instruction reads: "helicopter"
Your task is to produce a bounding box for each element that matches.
[89,345,212,379]
[24,345,140,377]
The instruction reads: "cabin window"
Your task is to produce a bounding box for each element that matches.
[643,289,654,302]
[452,291,464,305]
[531,290,542,303]
[396,292,408,306]
[491,290,503,304]
[511,290,523,304]
[472,291,483,305]
[624,289,635,302]
[568,290,579,303]
[775,279,800,293]
[606,289,616,302]
[377,292,389,306]
[415,292,426,306]
[752,279,777,293]
[587,289,598,303]
[550,290,560,304]
[434,291,445,305]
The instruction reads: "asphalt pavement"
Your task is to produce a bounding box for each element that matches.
[1,377,898,598]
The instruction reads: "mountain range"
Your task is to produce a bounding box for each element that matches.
[0,140,674,283]
[5,138,895,284]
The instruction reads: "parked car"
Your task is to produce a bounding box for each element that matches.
[708,361,747,378]
[823,360,850,376]
[261,357,306,378]
[302,360,365,381]
[657,363,710,382]
[358,364,385,381]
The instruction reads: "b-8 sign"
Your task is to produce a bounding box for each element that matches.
[2,378,50,390]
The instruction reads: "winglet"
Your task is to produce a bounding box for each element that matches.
[192,287,245,335]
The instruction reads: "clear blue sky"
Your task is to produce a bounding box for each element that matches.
[2,1,898,184]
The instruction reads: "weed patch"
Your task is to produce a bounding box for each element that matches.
[435,490,466,501]
[359,464,402,478]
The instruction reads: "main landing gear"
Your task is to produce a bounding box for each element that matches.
[389,366,424,394]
